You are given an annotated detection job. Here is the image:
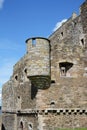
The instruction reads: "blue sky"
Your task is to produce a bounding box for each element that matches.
[0,0,85,105]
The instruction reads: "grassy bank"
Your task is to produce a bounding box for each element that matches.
[56,128,87,130]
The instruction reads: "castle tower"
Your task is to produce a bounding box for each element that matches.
[80,0,87,69]
[26,37,51,89]
[81,0,87,33]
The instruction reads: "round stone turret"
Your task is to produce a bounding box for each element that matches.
[26,37,51,89]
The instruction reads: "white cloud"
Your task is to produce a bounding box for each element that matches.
[53,19,67,32]
[0,0,4,9]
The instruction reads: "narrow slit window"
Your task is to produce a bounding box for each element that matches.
[81,38,84,46]
[20,121,23,130]
[61,67,66,76]
[61,32,63,37]
[28,123,33,130]
[24,68,27,74]
[15,75,18,81]
[32,39,36,46]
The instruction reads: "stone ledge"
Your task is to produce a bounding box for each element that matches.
[2,108,87,115]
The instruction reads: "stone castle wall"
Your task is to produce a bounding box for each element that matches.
[2,0,87,130]
[26,37,50,77]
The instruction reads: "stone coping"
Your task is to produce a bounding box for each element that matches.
[25,37,50,43]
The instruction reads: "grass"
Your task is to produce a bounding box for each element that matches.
[56,128,87,130]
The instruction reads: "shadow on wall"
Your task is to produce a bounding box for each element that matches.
[31,83,38,100]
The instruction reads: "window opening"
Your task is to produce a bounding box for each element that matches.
[59,62,73,77]
[20,121,23,130]
[81,38,84,46]
[32,38,36,46]
[61,67,66,76]
[51,80,55,84]
[61,32,63,37]
[15,75,18,81]
[28,123,33,130]
[24,68,27,74]
[50,101,55,105]
[18,96,20,99]
[50,101,55,107]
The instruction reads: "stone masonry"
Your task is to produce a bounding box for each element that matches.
[2,0,87,130]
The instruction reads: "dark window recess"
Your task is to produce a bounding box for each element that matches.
[51,80,55,84]
[24,68,27,74]
[74,22,77,25]
[20,121,23,130]
[32,38,36,46]
[60,67,66,76]
[50,101,55,105]
[28,123,33,129]
[59,62,73,76]
[81,39,84,45]
[18,96,20,99]
[61,32,63,37]
[15,75,18,81]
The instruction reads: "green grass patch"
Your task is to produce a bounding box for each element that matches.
[56,128,87,130]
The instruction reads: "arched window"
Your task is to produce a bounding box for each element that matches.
[50,101,55,107]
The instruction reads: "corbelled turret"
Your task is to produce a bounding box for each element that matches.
[26,37,51,89]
